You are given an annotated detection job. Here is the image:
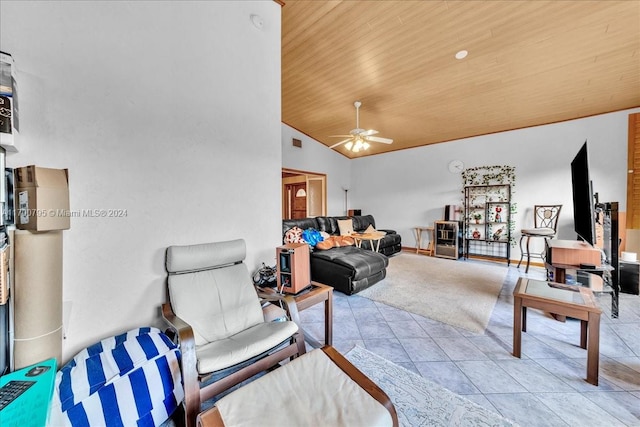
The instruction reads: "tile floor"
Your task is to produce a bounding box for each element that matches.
[299,256,640,427]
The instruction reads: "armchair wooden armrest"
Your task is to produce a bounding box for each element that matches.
[161,302,200,426]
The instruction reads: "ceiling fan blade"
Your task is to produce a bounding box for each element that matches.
[365,136,393,144]
[330,102,391,149]
[329,138,352,149]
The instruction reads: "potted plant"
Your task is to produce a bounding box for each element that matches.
[473,213,482,224]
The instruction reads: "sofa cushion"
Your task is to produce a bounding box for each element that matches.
[337,219,354,236]
[284,226,305,244]
[316,216,339,235]
[364,224,378,234]
[312,246,388,281]
[283,218,320,238]
[315,236,355,250]
[352,215,376,232]
[315,240,333,251]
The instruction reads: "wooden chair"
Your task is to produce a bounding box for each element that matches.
[518,205,562,273]
[196,345,399,427]
[161,239,306,427]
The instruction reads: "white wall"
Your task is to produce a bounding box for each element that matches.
[2,0,635,362]
[351,109,637,259]
[1,0,283,361]
[286,108,638,261]
[282,125,352,216]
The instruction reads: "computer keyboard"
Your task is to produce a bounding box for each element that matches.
[0,358,56,427]
[0,380,35,410]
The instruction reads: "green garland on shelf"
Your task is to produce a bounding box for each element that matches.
[461,165,516,187]
[461,165,517,246]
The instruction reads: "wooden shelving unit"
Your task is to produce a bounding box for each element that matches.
[434,221,462,259]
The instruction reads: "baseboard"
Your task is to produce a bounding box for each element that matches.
[401,247,545,268]
[466,254,543,267]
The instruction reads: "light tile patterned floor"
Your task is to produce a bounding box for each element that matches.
[299,257,640,427]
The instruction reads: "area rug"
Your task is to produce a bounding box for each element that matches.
[344,345,517,427]
[358,253,507,333]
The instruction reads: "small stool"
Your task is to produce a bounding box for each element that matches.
[414,226,434,256]
[196,346,398,427]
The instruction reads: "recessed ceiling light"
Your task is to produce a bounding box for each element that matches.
[455,50,468,60]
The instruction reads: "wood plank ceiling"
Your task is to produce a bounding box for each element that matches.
[281,0,640,158]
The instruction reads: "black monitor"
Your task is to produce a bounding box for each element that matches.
[570,141,596,246]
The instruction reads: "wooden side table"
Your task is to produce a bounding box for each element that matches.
[259,281,333,348]
[414,226,434,256]
[513,277,601,385]
[353,232,386,252]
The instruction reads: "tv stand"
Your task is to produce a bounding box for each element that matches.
[546,239,601,267]
[579,263,597,269]
[544,202,619,318]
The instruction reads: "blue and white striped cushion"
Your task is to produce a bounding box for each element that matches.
[49,327,184,427]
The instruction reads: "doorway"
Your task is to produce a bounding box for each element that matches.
[282,168,327,219]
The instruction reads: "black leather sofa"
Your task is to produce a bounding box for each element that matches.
[282,215,402,295]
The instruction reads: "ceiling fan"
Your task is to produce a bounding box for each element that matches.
[329,101,393,152]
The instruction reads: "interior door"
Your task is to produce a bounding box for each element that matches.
[291,183,307,219]
[306,176,325,217]
[282,169,327,219]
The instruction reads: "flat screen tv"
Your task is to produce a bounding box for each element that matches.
[570,141,596,246]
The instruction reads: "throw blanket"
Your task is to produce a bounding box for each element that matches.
[49,327,183,427]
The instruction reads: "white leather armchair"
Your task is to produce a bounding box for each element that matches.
[161,239,306,427]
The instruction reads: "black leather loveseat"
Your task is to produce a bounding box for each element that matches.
[282,215,401,295]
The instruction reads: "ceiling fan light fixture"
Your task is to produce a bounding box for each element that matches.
[329,101,392,153]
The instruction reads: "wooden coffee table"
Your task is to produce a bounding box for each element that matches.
[353,232,386,252]
[513,278,602,385]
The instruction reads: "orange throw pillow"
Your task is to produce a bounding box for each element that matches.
[315,239,335,250]
[314,235,355,249]
[340,236,355,246]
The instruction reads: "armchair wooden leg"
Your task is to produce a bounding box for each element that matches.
[184,383,201,427]
[295,330,306,357]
